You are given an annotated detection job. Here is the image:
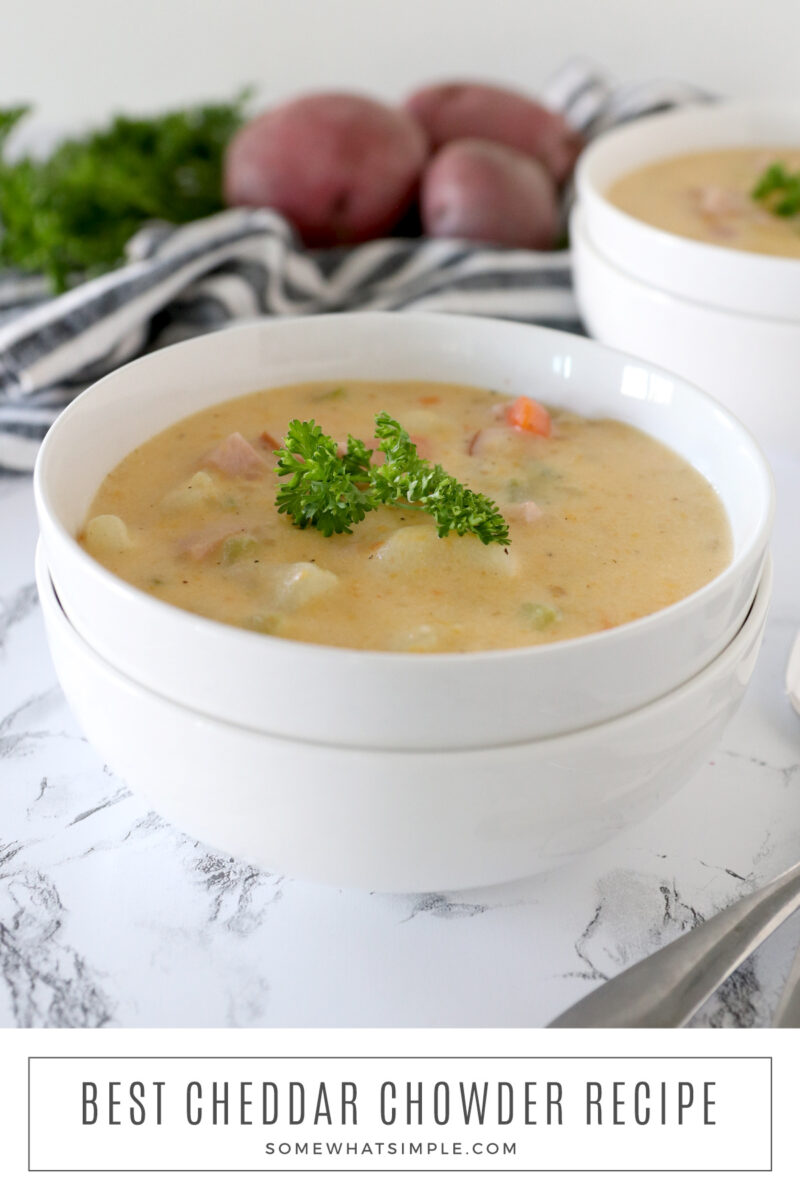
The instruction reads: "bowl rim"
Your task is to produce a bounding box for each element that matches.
[34,311,775,667]
[575,98,800,318]
[571,203,800,324]
[36,537,774,753]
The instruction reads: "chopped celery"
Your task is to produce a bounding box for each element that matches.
[221,533,259,564]
[249,613,282,634]
[507,463,562,503]
[520,601,560,631]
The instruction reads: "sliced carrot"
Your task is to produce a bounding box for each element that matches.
[506,395,551,437]
[259,431,280,450]
[418,394,440,406]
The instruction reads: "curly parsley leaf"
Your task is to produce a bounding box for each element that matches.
[752,161,800,218]
[339,432,374,481]
[371,412,511,545]
[274,419,377,536]
[273,412,510,547]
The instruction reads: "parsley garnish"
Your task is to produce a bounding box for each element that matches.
[274,420,377,536]
[274,412,511,546]
[370,413,511,544]
[752,162,800,217]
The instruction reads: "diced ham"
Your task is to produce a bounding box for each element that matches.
[510,500,543,523]
[179,518,247,561]
[467,426,516,456]
[409,433,432,458]
[692,186,747,220]
[204,432,265,479]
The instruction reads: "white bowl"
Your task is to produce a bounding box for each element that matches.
[34,313,773,750]
[571,207,800,449]
[36,540,773,892]
[576,99,800,320]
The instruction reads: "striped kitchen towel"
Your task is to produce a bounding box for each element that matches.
[0,61,710,471]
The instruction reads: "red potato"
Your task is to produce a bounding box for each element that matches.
[420,139,559,249]
[224,93,428,246]
[405,81,582,184]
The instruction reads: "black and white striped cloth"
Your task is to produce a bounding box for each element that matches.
[0,61,710,472]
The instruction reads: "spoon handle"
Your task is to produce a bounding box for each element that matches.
[773,937,800,1027]
[549,860,800,1028]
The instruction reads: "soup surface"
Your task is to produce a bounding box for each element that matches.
[607,147,800,257]
[80,381,731,652]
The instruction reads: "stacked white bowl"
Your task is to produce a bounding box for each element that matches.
[573,100,800,449]
[34,314,774,892]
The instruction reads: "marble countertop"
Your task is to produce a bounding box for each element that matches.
[1,444,799,1030]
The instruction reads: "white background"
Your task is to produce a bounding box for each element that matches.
[0,0,798,130]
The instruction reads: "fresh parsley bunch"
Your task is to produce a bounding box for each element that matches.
[274,412,510,546]
[0,95,249,291]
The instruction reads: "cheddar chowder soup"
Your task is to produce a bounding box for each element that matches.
[79,381,732,653]
[607,147,800,258]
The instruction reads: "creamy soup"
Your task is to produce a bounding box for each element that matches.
[79,381,731,652]
[607,147,800,257]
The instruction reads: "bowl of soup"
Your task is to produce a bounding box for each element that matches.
[34,313,772,752]
[35,538,773,891]
[574,99,800,443]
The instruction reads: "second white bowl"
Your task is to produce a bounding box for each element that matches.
[37,542,773,892]
[571,207,800,449]
[576,98,800,321]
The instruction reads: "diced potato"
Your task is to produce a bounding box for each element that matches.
[373,526,436,568]
[83,514,132,555]
[272,562,339,612]
[161,471,221,513]
[391,624,441,652]
[397,408,450,437]
[374,526,517,576]
[248,612,284,635]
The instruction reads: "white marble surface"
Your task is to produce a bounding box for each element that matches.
[1,445,799,1029]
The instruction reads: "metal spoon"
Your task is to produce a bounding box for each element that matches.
[549,857,800,1027]
[773,939,800,1027]
[773,632,800,1026]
